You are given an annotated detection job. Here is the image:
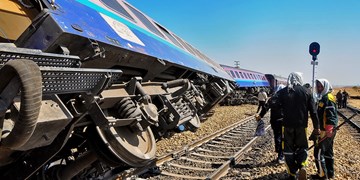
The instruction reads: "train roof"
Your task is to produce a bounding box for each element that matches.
[220,64,265,75]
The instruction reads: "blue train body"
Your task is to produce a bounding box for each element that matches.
[0,0,288,178]
[221,64,270,88]
[16,0,231,81]
[0,1,239,178]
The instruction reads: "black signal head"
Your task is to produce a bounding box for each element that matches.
[309,42,320,60]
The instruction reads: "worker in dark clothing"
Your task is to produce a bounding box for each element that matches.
[342,90,349,108]
[276,72,320,180]
[336,90,343,109]
[311,79,338,180]
[258,84,286,164]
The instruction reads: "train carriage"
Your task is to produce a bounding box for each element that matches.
[0,0,233,179]
[220,64,270,105]
[221,64,270,88]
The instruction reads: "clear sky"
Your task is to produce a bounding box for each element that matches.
[126,0,360,86]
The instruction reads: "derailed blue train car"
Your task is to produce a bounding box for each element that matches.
[0,0,233,179]
[222,64,270,88]
[220,64,270,105]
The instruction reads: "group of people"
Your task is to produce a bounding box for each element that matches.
[336,89,349,109]
[256,72,338,180]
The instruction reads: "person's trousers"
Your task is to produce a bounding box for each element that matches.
[314,131,336,178]
[271,119,282,154]
[337,100,342,109]
[257,101,265,113]
[343,100,347,108]
[282,127,308,176]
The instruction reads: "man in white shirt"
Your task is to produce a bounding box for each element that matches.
[257,88,268,113]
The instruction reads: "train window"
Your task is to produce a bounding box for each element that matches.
[185,42,204,58]
[100,0,135,22]
[125,3,165,38]
[239,72,244,78]
[234,71,240,78]
[187,43,203,58]
[226,70,231,76]
[197,51,207,60]
[190,47,205,59]
[155,23,183,48]
[230,71,236,78]
[244,73,248,79]
[172,34,195,54]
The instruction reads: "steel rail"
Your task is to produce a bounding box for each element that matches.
[118,115,271,179]
[338,106,360,132]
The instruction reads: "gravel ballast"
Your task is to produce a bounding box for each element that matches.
[153,104,360,179]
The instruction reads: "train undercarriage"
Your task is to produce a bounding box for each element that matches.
[0,44,231,179]
[219,86,269,106]
[0,1,234,178]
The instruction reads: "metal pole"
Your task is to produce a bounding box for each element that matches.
[312,61,315,93]
[235,61,240,68]
[311,60,318,93]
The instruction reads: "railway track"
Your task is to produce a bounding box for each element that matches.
[338,106,360,140]
[118,115,271,180]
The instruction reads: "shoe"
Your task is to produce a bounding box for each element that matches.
[299,168,307,180]
[311,174,328,180]
[277,156,285,164]
[278,158,285,164]
[277,152,285,164]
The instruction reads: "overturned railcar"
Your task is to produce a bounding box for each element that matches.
[0,0,233,179]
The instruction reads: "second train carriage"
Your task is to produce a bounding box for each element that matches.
[220,65,288,106]
[221,64,270,89]
[0,0,234,179]
[220,64,269,105]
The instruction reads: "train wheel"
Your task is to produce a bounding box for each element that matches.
[95,125,156,167]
